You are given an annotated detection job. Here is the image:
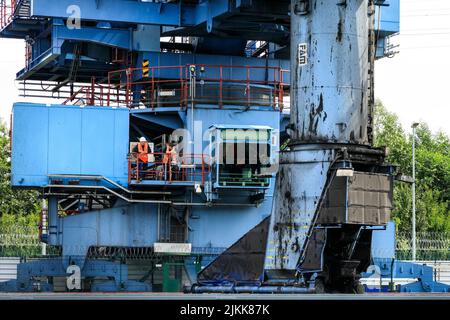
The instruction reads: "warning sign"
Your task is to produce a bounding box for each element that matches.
[142,59,150,78]
[298,43,308,66]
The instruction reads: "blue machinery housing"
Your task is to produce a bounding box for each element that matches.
[1,0,446,294]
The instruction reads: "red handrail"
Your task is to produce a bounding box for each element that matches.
[128,152,211,185]
[61,64,289,110]
[0,0,15,29]
[62,79,107,106]
[105,64,289,110]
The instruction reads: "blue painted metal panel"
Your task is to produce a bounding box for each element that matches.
[144,52,290,83]
[48,106,82,174]
[31,0,238,27]
[60,202,158,258]
[81,109,114,175]
[114,109,130,182]
[11,104,49,186]
[11,103,130,187]
[30,0,198,26]
[31,0,185,26]
[130,111,184,130]
[188,202,272,249]
[53,200,271,259]
[187,108,281,150]
[52,23,133,50]
[371,221,396,259]
[376,0,400,35]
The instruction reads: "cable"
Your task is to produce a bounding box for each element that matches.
[400,45,450,50]
[401,32,450,36]
[402,13,450,17]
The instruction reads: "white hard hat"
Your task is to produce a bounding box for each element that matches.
[139,137,147,142]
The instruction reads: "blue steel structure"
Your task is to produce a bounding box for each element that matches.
[362,222,450,293]
[0,0,402,293]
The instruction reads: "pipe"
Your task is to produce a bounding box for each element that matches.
[48,197,59,246]
[290,0,370,144]
[191,285,314,294]
[412,123,417,261]
[45,185,257,207]
[47,174,172,195]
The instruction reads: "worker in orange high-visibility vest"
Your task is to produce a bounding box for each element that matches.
[137,137,149,180]
[162,143,172,181]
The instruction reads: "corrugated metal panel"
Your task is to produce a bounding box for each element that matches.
[0,257,19,282]
[318,172,393,225]
[421,261,450,285]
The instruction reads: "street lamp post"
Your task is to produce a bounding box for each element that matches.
[411,122,419,261]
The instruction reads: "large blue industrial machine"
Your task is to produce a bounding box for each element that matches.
[0,0,402,293]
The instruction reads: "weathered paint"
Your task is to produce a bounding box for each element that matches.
[290,0,370,145]
[266,0,371,274]
[265,147,335,272]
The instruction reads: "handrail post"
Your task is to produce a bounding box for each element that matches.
[246,66,250,107]
[125,68,131,108]
[180,65,183,108]
[219,65,223,108]
[90,76,95,105]
[279,68,284,111]
[273,67,277,109]
[201,154,205,185]
[128,154,132,185]
[107,72,111,106]
[151,67,155,109]
[100,85,104,106]
[136,156,139,183]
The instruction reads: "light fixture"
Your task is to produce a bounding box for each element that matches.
[336,168,354,177]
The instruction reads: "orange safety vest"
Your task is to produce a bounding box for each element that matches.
[138,142,148,163]
[163,146,171,164]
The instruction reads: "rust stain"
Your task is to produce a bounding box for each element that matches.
[337,20,343,42]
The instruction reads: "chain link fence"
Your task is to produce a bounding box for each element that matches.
[0,226,43,257]
[396,231,450,261]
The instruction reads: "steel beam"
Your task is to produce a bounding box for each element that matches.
[52,23,132,50]
[30,0,238,27]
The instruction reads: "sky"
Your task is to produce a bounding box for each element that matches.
[0,0,449,136]
[376,0,450,135]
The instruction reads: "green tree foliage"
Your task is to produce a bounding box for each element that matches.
[0,121,40,230]
[374,100,450,234]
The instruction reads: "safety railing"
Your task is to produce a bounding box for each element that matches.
[106,64,289,110]
[128,152,211,185]
[216,172,270,187]
[0,0,15,29]
[62,77,108,106]
[25,40,31,68]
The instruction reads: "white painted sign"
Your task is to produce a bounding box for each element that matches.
[298,43,308,66]
[159,90,176,97]
[154,242,192,254]
[66,265,81,290]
